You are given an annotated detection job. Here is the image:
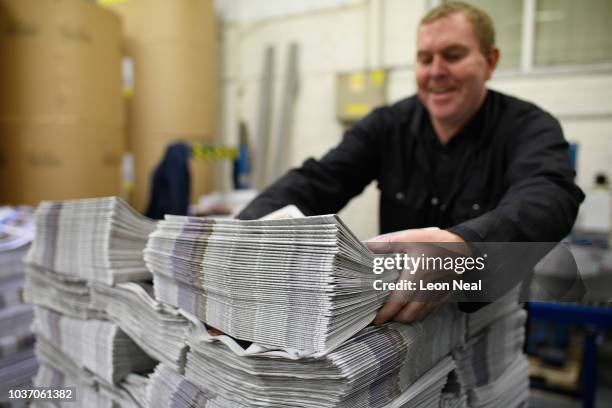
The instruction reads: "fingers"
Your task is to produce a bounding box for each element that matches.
[415,302,440,321]
[373,301,403,326]
[393,302,426,323]
[373,287,411,325]
[377,301,442,325]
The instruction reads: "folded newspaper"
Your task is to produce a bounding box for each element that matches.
[454,309,527,390]
[145,214,398,354]
[91,282,190,372]
[33,337,147,408]
[24,264,107,320]
[26,197,156,284]
[34,307,156,384]
[467,355,529,408]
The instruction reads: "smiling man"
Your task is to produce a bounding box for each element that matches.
[238,2,584,323]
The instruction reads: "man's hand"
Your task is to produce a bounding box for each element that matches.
[366,228,467,325]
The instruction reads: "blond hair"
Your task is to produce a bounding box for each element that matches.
[420,1,496,55]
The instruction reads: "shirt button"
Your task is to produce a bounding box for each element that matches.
[431,197,439,206]
[472,203,480,211]
[395,192,405,200]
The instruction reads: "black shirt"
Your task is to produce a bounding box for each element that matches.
[239,90,584,243]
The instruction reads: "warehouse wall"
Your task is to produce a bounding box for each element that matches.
[216,0,612,239]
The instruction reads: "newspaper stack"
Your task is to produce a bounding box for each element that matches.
[33,336,101,408]
[464,286,522,337]
[24,264,107,320]
[33,364,112,408]
[33,337,147,408]
[22,197,169,406]
[145,214,398,353]
[467,356,529,408]
[148,356,456,408]
[91,282,190,371]
[0,206,37,404]
[34,306,156,384]
[147,364,231,408]
[454,290,529,408]
[26,197,156,285]
[386,357,456,408]
[454,309,527,390]
[0,246,30,310]
[182,305,464,408]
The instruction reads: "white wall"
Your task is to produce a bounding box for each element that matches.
[216,0,612,239]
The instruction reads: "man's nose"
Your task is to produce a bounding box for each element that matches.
[430,55,448,77]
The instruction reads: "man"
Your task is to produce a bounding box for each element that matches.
[238,2,584,324]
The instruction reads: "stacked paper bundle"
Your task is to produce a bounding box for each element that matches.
[91,282,190,371]
[145,214,398,353]
[24,264,107,319]
[34,306,156,384]
[147,364,231,408]
[464,286,522,337]
[454,308,527,390]
[148,357,457,408]
[23,197,166,407]
[0,246,30,309]
[467,356,529,408]
[0,206,37,404]
[181,305,464,408]
[386,357,456,408]
[454,287,529,408]
[26,197,156,285]
[33,340,103,408]
[33,337,147,408]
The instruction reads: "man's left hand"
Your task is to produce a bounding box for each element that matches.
[366,228,467,325]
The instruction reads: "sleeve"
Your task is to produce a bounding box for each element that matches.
[237,109,386,220]
[448,110,585,242]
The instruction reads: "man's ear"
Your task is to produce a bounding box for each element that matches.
[485,46,500,80]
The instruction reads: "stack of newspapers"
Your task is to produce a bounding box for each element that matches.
[33,307,156,384]
[24,264,107,320]
[178,304,464,408]
[147,356,457,408]
[91,282,190,371]
[144,214,398,354]
[144,305,463,408]
[33,336,147,408]
[19,197,531,407]
[24,197,162,407]
[25,197,156,284]
[0,206,37,404]
[453,288,529,408]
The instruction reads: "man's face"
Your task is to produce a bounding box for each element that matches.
[416,12,497,127]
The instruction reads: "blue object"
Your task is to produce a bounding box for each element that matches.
[569,143,578,171]
[145,142,191,219]
[529,302,612,408]
[233,143,251,190]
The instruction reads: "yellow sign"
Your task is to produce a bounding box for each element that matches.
[345,103,370,117]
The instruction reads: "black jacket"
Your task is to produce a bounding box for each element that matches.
[239,90,584,242]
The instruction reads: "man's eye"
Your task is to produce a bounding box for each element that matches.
[418,55,432,64]
[444,52,466,62]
